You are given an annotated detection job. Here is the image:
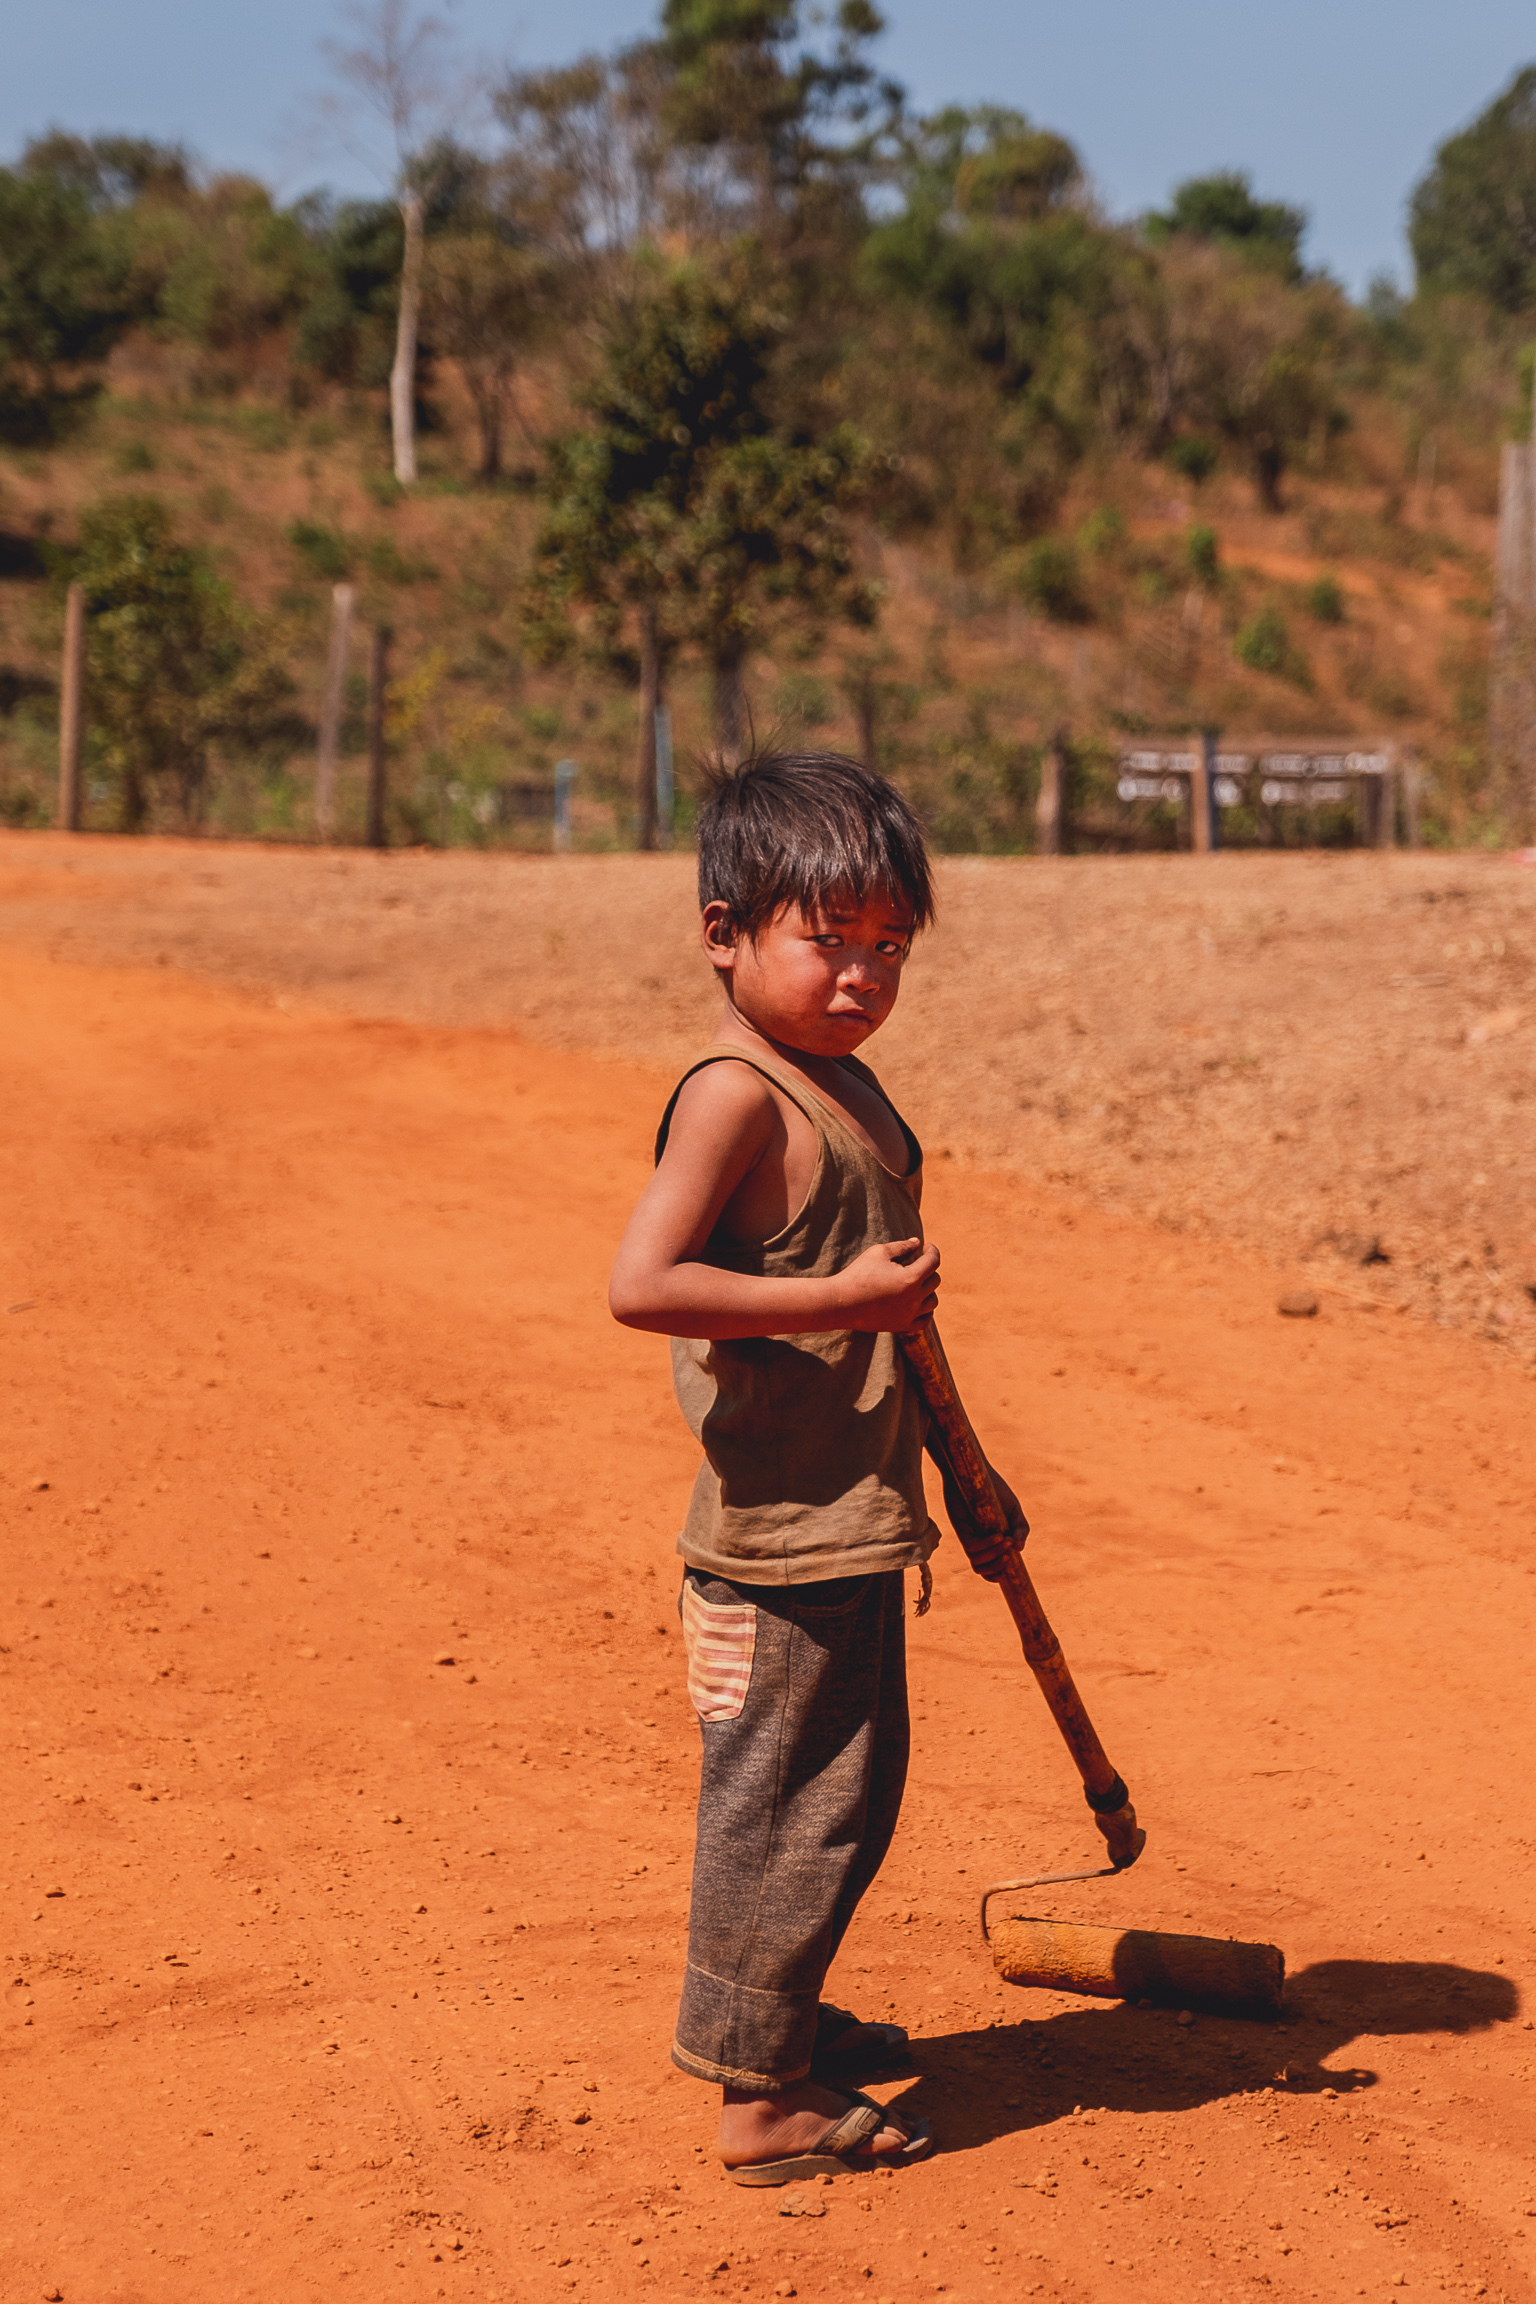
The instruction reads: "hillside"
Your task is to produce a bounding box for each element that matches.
[0,341,1505,853]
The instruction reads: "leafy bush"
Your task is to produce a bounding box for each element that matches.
[66,492,295,828]
[1146,171,1307,281]
[1410,65,1536,309]
[1019,537,1088,621]
[1188,524,1219,584]
[1078,505,1126,559]
[365,536,440,586]
[286,519,352,581]
[1234,603,1311,686]
[1307,573,1345,622]
[0,169,131,441]
[772,670,833,727]
[1168,436,1219,484]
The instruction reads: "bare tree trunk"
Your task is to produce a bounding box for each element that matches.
[1253,440,1284,512]
[1036,727,1066,855]
[1190,727,1216,855]
[713,643,747,765]
[474,387,502,482]
[853,672,877,769]
[1490,421,1536,837]
[316,583,355,840]
[636,595,660,852]
[391,189,424,487]
[121,762,147,834]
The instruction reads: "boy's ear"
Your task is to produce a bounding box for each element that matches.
[701,901,739,975]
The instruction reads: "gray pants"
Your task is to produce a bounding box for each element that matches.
[671,1567,910,2092]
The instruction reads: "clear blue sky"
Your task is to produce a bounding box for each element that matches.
[6,0,1535,296]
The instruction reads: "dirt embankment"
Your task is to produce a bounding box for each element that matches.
[4,834,1534,1361]
[0,876,1533,2303]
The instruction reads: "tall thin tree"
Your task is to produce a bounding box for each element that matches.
[319,1,456,485]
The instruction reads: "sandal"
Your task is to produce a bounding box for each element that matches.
[728,2091,933,2188]
[810,2001,910,2082]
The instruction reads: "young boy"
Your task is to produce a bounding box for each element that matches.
[609,750,1026,2184]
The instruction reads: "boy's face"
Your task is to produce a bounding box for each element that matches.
[702,888,914,1058]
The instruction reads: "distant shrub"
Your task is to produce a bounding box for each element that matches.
[1168,436,1219,484]
[1078,505,1126,559]
[286,519,351,581]
[773,670,833,727]
[66,491,294,830]
[1188,524,1219,583]
[114,439,156,474]
[1307,573,1346,622]
[363,469,403,509]
[1020,537,1088,621]
[1234,603,1312,687]
[365,535,440,586]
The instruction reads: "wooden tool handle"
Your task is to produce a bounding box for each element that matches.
[899,1320,1146,1871]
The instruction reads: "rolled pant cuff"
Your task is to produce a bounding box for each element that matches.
[670,2037,812,2091]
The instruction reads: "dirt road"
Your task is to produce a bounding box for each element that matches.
[4,832,1536,1363]
[1,902,1532,2302]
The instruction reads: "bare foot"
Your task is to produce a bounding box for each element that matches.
[719,2080,914,2170]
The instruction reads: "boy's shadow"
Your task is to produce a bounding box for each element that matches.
[888,1960,1520,2150]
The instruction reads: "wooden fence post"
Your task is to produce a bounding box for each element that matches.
[1399,746,1422,847]
[553,759,576,854]
[1036,727,1066,854]
[1190,730,1215,854]
[315,582,355,842]
[57,580,85,833]
[365,623,390,850]
[1374,747,1398,849]
[655,706,674,850]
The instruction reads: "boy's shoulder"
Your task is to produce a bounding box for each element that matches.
[658,1048,789,1162]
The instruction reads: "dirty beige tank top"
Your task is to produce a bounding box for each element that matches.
[656,1046,939,1585]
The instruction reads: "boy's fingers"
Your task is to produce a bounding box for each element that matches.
[890,1239,938,1265]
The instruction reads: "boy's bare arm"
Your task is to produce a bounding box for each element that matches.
[609,1063,940,1340]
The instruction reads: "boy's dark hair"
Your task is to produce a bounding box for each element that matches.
[696,750,934,941]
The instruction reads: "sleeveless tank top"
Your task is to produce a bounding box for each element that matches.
[655,1045,939,1585]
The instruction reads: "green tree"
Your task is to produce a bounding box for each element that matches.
[319,2,466,484]
[866,171,1105,393]
[290,196,405,386]
[528,268,875,842]
[116,176,320,354]
[66,495,291,831]
[1107,240,1347,508]
[1146,170,1307,280]
[0,170,130,441]
[19,131,194,209]
[860,108,1111,527]
[652,0,902,259]
[1410,65,1536,309]
[422,231,549,479]
[494,54,667,286]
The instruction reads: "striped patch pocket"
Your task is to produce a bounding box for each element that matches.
[681,1581,757,1722]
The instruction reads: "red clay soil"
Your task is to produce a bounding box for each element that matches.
[4,833,1534,1361]
[1,937,1533,2304]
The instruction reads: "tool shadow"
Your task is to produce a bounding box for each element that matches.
[888,1960,1520,2152]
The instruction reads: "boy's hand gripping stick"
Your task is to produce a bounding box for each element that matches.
[898,1320,1146,1873]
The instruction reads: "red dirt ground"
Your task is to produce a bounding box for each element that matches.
[2,886,1533,2303]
